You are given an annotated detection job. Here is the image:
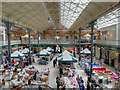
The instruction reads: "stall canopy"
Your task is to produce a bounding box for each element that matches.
[21,48,33,54]
[59,50,73,57]
[46,47,54,52]
[58,51,77,63]
[21,34,33,38]
[84,34,91,37]
[7,51,25,58]
[36,49,51,56]
[81,48,91,54]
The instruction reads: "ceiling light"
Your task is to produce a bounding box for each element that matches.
[53,26,55,29]
[48,17,51,22]
[10,27,12,30]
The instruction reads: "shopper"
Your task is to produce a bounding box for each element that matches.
[53,59,56,67]
[33,71,37,80]
[90,84,94,90]
[28,77,33,85]
[87,81,90,90]
[55,57,58,66]
[80,83,85,90]
[56,75,60,90]
[62,85,66,90]
[29,58,32,65]
[2,79,5,86]
[76,74,80,82]
[32,56,35,63]
[59,67,63,78]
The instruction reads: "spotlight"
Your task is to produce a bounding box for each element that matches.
[48,17,51,22]
[10,27,12,30]
[53,26,55,30]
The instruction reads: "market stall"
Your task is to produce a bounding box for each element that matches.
[46,47,54,60]
[58,51,77,76]
[0,66,50,89]
[6,51,25,67]
[36,49,51,65]
[79,57,118,88]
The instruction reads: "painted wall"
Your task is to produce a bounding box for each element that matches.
[99,24,116,41]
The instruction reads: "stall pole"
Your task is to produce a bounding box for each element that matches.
[79,28,82,61]
[89,20,96,81]
[38,32,40,53]
[4,21,12,68]
[74,31,76,57]
[27,28,31,64]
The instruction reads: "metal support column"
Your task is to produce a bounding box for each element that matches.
[27,28,31,62]
[89,20,96,81]
[74,31,76,57]
[4,21,12,67]
[38,32,40,53]
[79,28,82,61]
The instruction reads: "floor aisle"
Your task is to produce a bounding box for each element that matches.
[23,56,59,88]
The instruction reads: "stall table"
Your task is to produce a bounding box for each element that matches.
[63,77,79,88]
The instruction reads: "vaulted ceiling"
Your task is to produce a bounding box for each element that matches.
[1,1,119,32]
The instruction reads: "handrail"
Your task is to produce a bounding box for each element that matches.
[94,40,120,46]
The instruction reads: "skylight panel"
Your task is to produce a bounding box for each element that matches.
[60,0,91,29]
[96,8,119,29]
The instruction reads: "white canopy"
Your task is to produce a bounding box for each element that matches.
[81,48,91,53]
[21,48,29,53]
[58,50,77,62]
[40,49,51,55]
[62,50,71,55]
[63,53,72,61]
[46,47,54,51]
[11,51,24,57]
[21,34,33,38]
[84,34,91,37]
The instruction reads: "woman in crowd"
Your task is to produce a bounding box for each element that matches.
[87,81,90,90]
[76,74,80,82]
[2,79,5,86]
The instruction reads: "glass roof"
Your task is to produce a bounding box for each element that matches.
[60,0,91,29]
[96,8,120,29]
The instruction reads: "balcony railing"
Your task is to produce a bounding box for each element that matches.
[1,40,119,47]
[93,40,120,46]
[22,40,75,44]
[0,40,21,46]
[22,40,91,44]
